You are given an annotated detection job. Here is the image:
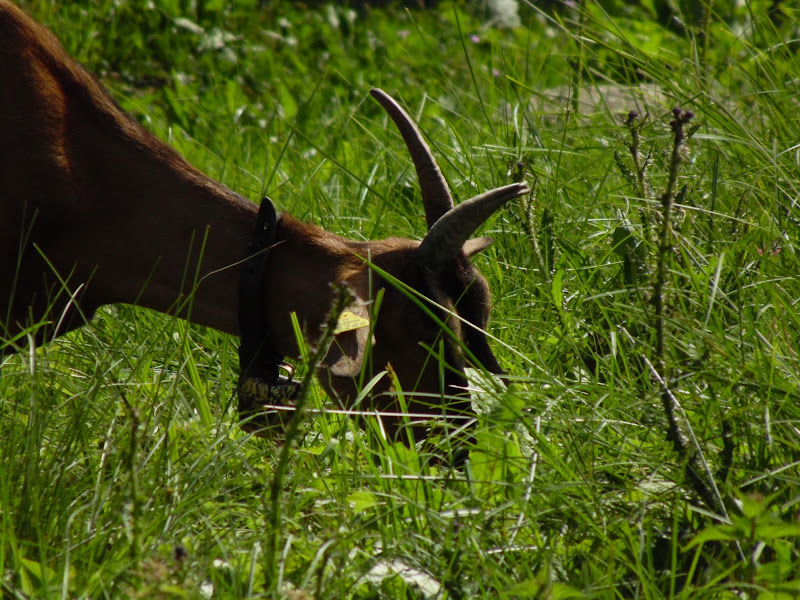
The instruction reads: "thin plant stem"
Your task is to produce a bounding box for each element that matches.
[264,285,353,594]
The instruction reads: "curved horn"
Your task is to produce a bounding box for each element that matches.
[418,182,530,271]
[370,88,453,228]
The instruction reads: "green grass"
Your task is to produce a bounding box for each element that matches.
[2,0,800,597]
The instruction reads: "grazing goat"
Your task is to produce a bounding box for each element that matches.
[0,1,528,441]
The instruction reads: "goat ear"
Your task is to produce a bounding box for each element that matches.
[463,236,493,258]
[325,300,371,378]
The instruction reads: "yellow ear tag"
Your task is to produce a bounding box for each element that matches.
[334,311,370,334]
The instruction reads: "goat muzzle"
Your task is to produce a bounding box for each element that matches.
[237,197,300,435]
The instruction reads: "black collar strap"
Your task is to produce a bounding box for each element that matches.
[237,197,300,434]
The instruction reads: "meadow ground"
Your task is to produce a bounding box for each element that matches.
[2,1,800,598]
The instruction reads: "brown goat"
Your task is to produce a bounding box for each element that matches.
[0,1,528,441]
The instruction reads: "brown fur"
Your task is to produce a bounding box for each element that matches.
[0,0,255,344]
[0,2,503,442]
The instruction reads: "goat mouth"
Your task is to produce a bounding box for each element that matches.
[236,361,480,438]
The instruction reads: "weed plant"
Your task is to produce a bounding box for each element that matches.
[2,1,800,598]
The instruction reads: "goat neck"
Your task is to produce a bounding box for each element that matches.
[0,0,256,345]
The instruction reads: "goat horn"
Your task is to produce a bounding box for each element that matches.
[418,182,530,270]
[370,88,453,229]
